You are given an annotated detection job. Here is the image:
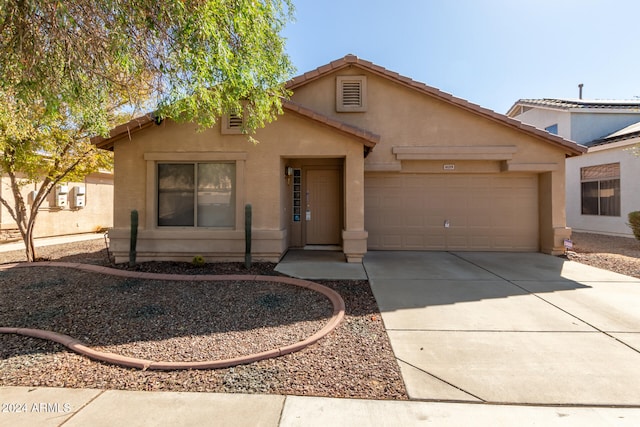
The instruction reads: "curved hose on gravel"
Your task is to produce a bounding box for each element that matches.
[0,262,345,370]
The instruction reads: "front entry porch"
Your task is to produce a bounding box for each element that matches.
[283,157,368,263]
[275,248,367,280]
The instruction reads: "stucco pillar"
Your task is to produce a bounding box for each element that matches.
[539,171,571,255]
[342,153,368,263]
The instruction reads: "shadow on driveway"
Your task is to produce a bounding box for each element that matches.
[364,251,640,406]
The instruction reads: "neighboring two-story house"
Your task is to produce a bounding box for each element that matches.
[507,99,640,237]
[94,56,585,264]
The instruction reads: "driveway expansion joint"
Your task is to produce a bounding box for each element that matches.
[0,262,346,370]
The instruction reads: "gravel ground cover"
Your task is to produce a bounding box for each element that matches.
[565,231,640,279]
[1,231,638,398]
[0,239,407,399]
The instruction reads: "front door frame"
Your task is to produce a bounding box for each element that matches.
[285,158,344,249]
[303,165,343,246]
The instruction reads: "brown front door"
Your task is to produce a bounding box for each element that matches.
[305,169,341,245]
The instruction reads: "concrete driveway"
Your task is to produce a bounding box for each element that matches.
[364,251,640,406]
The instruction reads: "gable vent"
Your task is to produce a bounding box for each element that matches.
[228,113,243,128]
[336,75,367,112]
[342,81,362,107]
[221,111,244,134]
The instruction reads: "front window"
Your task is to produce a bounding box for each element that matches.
[580,163,620,216]
[158,162,236,227]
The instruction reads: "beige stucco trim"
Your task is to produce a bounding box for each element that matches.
[501,162,559,172]
[393,145,518,161]
[143,152,248,161]
[108,228,286,263]
[364,162,402,172]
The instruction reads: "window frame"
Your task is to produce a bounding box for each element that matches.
[580,163,621,217]
[145,152,246,230]
[544,123,558,135]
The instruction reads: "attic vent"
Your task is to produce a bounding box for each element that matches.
[342,81,362,106]
[228,113,243,128]
[221,111,244,134]
[336,75,367,112]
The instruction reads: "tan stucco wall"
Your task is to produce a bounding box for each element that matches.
[109,112,366,263]
[108,63,575,261]
[292,67,572,254]
[0,172,113,239]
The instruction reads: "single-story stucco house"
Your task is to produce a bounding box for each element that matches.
[93,55,585,264]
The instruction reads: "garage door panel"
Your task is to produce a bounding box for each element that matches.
[405,214,425,227]
[365,173,538,251]
[381,235,402,248]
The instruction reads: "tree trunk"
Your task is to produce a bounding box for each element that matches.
[3,169,45,262]
[24,216,37,262]
[13,203,37,262]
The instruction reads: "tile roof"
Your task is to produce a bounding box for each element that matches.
[288,55,585,156]
[282,100,379,148]
[93,55,585,156]
[92,101,379,151]
[92,114,155,150]
[605,120,640,138]
[510,98,640,111]
[589,120,640,147]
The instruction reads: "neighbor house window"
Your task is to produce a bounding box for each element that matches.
[545,124,558,135]
[158,162,236,227]
[581,163,620,216]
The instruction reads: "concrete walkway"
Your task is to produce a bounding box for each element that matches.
[275,249,368,280]
[2,386,640,427]
[364,251,640,406]
[0,232,105,253]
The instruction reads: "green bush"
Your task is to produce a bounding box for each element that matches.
[628,211,640,241]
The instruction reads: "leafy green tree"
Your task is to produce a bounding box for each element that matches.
[0,0,294,261]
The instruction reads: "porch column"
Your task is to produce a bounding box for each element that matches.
[342,154,368,263]
[539,171,571,255]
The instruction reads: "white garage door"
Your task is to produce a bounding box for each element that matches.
[365,173,539,251]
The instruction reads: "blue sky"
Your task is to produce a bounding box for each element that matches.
[282,0,640,114]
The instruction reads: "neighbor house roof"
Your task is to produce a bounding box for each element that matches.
[507,98,640,116]
[589,120,640,147]
[288,55,585,156]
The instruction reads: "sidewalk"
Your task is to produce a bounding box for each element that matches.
[2,386,640,427]
[0,233,105,253]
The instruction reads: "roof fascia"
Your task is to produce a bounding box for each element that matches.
[93,100,380,152]
[92,114,155,151]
